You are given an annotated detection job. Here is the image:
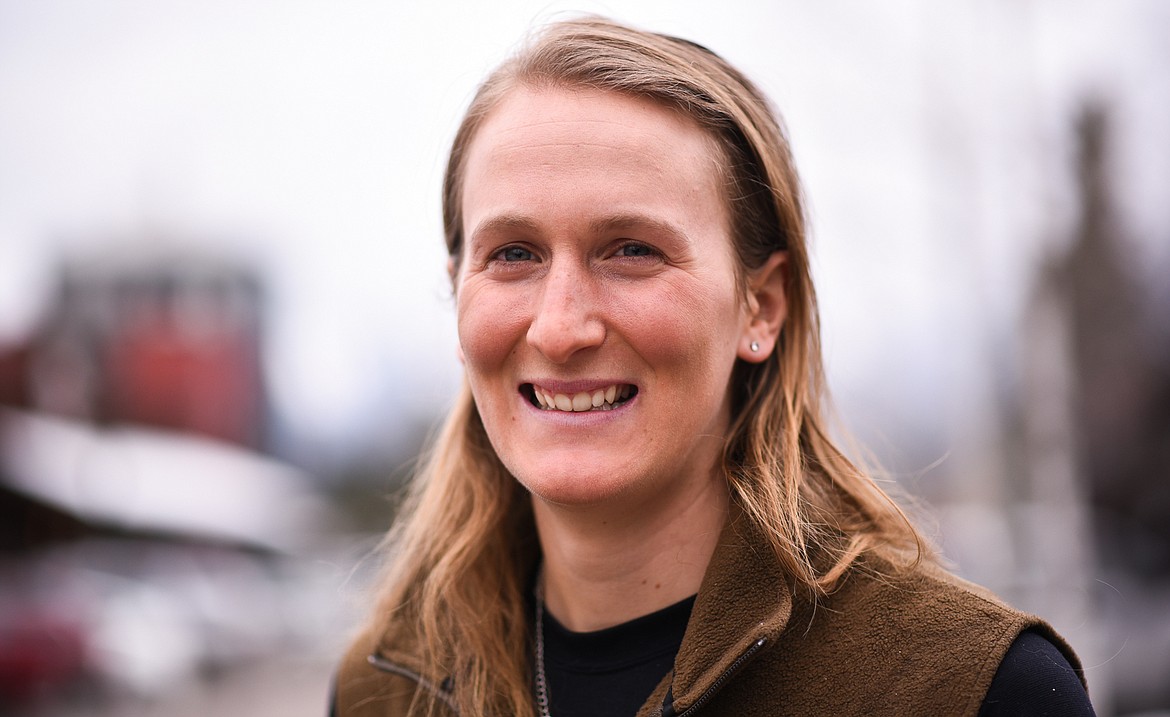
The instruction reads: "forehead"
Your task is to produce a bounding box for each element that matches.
[460,85,727,236]
[469,83,719,156]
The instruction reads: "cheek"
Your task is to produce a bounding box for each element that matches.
[456,284,528,375]
[620,280,743,379]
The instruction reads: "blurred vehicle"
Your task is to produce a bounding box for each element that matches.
[0,408,343,711]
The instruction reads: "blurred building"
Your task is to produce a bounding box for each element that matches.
[0,248,348,712]
[1,248,267,450]
[1014,104,1170,714]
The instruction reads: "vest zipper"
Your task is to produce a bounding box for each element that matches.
[664,637,768,717]
[367,653,459,715]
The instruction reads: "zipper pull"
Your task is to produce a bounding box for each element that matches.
[659,637,768,717]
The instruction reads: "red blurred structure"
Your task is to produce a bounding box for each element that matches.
[0,250,267,450]
[0,250,335,712]
[0,605,88,703]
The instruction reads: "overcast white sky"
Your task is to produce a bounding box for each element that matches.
[1,0,1166,471]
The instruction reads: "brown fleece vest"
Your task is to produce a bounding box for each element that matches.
[335,514,1085,716]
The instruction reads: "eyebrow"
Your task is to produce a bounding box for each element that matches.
[589,214,690,243]
[469,212,691,246]
[468,214,541,244]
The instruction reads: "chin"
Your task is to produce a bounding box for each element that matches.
[514,465,644,508]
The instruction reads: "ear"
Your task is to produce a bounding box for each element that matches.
[737,251,788,363]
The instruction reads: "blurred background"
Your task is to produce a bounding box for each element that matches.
[1,0,1166,715]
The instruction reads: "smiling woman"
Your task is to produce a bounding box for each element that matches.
[456,87,756,514]
[334,16,1093,717]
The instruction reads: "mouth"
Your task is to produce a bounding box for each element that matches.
[521,383,637,412]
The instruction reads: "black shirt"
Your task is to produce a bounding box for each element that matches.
[542,595,695,717]
[979,630,1096,716]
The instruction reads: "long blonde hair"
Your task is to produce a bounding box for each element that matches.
[374,16,926,716]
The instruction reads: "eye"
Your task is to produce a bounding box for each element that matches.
[494,246,535,262]
[615,242,656,258]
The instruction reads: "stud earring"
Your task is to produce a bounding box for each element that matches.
[750,341,760,353]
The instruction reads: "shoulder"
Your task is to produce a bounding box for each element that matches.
[333,624,394,716]
[818,557,1040,658]
[333,622,439,717]
[727,557,1086,716]
[829,559,1087,708]
[843,558,1036,640]
[979,630,1095,716]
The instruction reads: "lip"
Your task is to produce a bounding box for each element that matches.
[521,378,635,394]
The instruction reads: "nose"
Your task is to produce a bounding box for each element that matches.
[526,260,606,363]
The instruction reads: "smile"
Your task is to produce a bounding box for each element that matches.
[522,383,637,412]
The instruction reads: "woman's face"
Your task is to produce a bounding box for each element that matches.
[454,86,754,509]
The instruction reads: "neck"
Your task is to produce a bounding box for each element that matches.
[534,472,729,632]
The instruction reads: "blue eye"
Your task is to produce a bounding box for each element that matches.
[617,243,654,258]
[498,246,534,262]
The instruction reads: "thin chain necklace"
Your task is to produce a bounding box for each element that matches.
[533,575,553,717]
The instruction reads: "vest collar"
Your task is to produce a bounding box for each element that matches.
[656,507,794,715]
[368,506,797,716]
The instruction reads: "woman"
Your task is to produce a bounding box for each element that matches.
[335,17,1093,716]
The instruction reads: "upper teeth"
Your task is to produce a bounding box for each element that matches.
[532,384,632,412]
